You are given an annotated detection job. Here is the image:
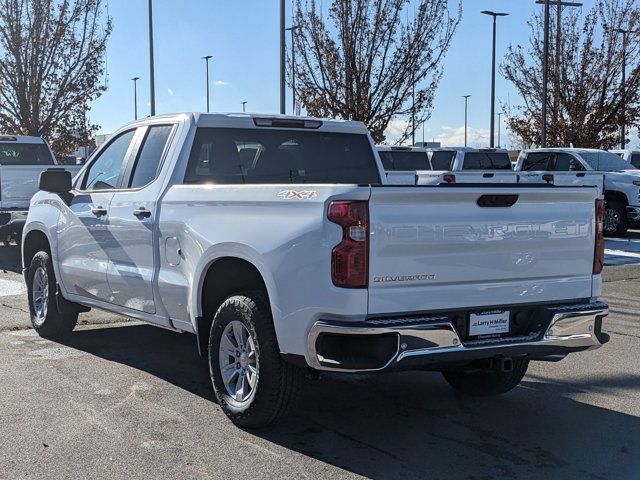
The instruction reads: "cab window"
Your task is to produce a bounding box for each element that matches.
[128,125,174,188]
[522,152,553,171]
[553,153,585,172]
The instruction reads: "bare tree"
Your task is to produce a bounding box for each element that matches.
[0,0,111,157]
[501,0,640,149]
[291,0,461,143]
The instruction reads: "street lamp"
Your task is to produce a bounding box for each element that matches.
[481,11,509,149]
[285,25,299,115]
[497,112,503,148]
[202,55,213,112]
[536,1,582,147]
[462,95,471,147]
[148,0,156,116]
[280,0,286,114]
[131,76,140,120]
[613,27,640,149]
[242,101,248,113]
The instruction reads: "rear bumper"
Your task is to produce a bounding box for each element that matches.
[307,302,609,372]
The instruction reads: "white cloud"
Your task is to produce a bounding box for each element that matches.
[167,88,174,96]
[214,80,230,86]
[435,125,491,148]
[382,118,411,144]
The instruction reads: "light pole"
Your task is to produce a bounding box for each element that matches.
[280,0,286,114]
[202,55,213,112]
[481,11,509,149]
[613,28,639,149]
[242,101,248,113]
[497,112,503,148]
[132,76,140,120]
[536,1,582,147]
[462,95,471,147]
[148,0,156,116]
[286,25,299,115]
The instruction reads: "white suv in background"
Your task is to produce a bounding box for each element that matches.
[612,149,640,169]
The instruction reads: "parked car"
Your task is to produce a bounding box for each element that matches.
[611,149,640,169]
[0,135,81,243]
[23,113,609,428]
[514,148,640,237]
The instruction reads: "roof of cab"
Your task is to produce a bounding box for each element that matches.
[376,145,428,152]
[114,112,370,135]
[0,134,47,144]
[522,147,607,154]
[424,147,509,153]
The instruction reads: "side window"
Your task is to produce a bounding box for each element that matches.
[554,153,584,172]
[83,130,136,190]
[128,125,174,188]
[631,154,640,169]
[522,152,553,171]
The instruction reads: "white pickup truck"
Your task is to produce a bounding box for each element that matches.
[514,148,640,237]
[612,149,640,169]
[380,146,518,185]
[0,135,81,242]
[22,113,609,428]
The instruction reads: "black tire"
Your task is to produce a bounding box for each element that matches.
[442,358,529,396]
[26,251,78,337]
[208,291,300,429]
[604,200,628,237]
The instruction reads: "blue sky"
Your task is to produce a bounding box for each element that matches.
[91,0,605,148]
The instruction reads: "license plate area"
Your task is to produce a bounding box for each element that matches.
[468,310,510,338]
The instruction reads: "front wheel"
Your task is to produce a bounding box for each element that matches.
[442,358,529,396]
[604,200,628,237]
[26,251,78,337]
[208,292,300,429]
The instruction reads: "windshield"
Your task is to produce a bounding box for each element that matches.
[0,143,54,165]
[580,151,637,171]
[378,151,431,171]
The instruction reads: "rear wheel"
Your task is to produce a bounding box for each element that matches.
[604,200,628,237]
[26,251,78,337]
[208,292,300,429]
[442,358,529,396]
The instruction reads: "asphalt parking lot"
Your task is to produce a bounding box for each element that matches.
[0,241,639,479]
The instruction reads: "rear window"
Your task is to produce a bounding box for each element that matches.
[0,143,54,165]
[184,128,380,185]
[430,151,456,170]
[462,152,512,170]
[522,152,553,171]
[378,151,431,171]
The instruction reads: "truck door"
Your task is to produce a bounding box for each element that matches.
[57,129,138,301]
[104,124,175,317]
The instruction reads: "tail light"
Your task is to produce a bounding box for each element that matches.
[542,173,554,184]
[328,201,369,288]
[443,174,456,184]
[593,199,605,274]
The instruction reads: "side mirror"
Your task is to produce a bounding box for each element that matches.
[39,168,72,195]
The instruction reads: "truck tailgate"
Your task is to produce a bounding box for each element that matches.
[0,165,81,209]
[368,185,598,315]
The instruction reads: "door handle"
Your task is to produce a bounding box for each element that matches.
[133,207,152,218]
[91,206,107,216]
